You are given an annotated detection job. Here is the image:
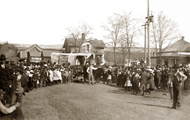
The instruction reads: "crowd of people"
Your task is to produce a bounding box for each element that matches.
[106,63,188,110]
[0,54,189,119]
[0,54,75,120]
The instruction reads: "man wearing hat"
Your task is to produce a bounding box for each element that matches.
[87,62,98,84]
[11,67,28,107]
[171,63,187,110]
[139,67,148,96]
[0,54,11,104]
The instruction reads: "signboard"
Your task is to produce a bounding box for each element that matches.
[51,53,98,65]
[31,57,42,63]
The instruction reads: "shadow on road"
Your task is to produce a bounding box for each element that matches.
[126,101,171,109]
[144,95,170,100]
[182,90,190,96]
[107,89,127,94]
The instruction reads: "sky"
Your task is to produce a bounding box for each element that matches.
[0,0,189,45]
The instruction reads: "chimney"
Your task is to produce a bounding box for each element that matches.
[82,33,85,41]
[182,36,184,40]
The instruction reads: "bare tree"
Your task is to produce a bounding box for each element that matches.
[119,12,141,63]
[119,41,128,64]
[102,13,123,65]
[66,21,93,52]
[150,11,180,65]
[66,21,93,39]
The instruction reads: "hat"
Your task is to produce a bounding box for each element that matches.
[0,54,6,60]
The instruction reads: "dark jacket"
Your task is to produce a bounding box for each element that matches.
[9,74,17,97]
[0,65,10,93]
[141,71,147,84]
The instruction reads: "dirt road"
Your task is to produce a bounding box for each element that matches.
[22,83,190,120]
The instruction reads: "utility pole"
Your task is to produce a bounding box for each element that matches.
[147,0,150,66]
[141,24,147,65]
[146,0,153,66]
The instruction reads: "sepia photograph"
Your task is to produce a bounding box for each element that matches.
[0,0,190,120]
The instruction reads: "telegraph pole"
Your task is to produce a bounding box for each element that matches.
[142,24,147,65]
[147,0,150,66]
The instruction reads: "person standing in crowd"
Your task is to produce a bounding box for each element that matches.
[8,68,17,106]
[117,69,122,87]
[131,69,136,94]
[28,69,33,91]
[132,69,141,95]
[147,69,155,93]
[121,70,127,88]
[94,65,103,84]
[103,66,108,84]
[53,67,59,84]
[0,88,25,120]
[48,67,54,86]
[146,69,151,94]
[40,67,47,87]
[21,67,29,93]
[163,68,169,90]
[57,67,62,84]
[11,68,28,107]
[171,63,187,110]
[67,63,73,83]
[0,54,11,105]
[87,62,98,85]
[107,66,112,84]
[64,68,70,84]
[125,69,132,93]
[155,67,162,89]
[83,64,88,83]
[32,68,38,89]
[140,67,147,96]
[44,65,48,87]
[167,69,173,100]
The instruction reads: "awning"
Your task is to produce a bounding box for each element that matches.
[161,52,190,57]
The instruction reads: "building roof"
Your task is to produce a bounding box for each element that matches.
[26,44,43,52]
[88,40,105,48]
[163,37,190,52]
[12,43,63,50]
[63,38,106,48]
[63,38,81,47]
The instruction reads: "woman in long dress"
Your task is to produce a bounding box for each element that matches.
[149,69,155,92]
[48,68,53,85]
[125,70,132,93]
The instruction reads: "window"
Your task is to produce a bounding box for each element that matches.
[87,44,89,53]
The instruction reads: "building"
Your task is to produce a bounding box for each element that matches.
[63,33,106,65]
[13,44,64,63]
[153,36,190,66]
[104,47,156,65]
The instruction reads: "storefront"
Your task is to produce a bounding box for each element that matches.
[17,44,64,63]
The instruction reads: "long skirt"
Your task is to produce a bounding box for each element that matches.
[150,78,155,90]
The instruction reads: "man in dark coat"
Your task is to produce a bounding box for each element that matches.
[0,54,11,104]
[140,67,147,96]
[117,70,122,87]
[83,64,88,83]
[171,64,187,110]
[11,67,28,107]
